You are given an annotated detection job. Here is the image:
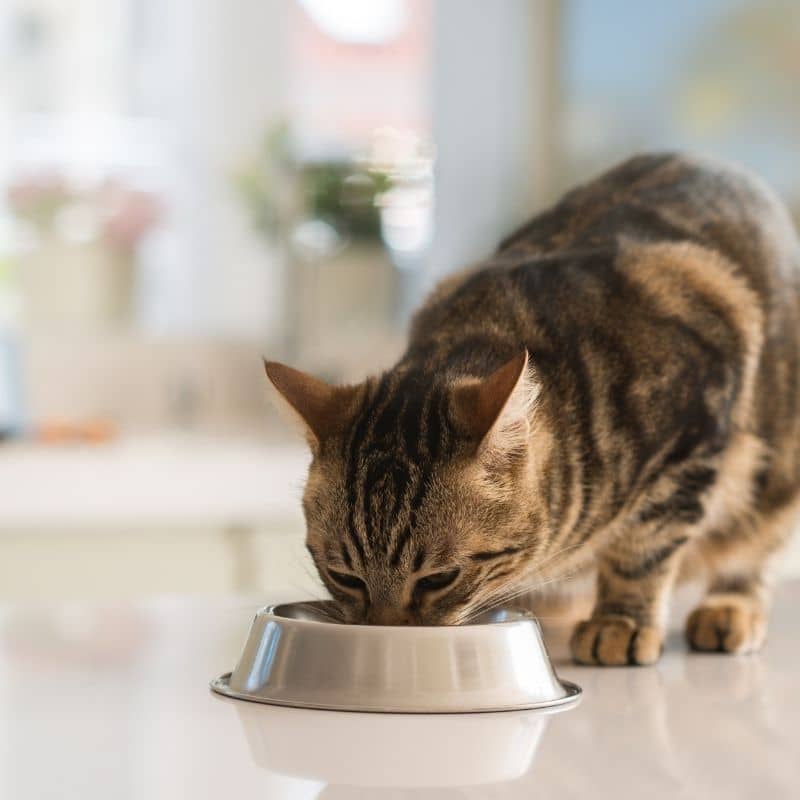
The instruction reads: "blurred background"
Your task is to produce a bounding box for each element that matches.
[1,0,799,603]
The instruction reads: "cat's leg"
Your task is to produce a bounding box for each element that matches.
[685,573,767,654]
[685,503,796,653]
[570,528,688,666]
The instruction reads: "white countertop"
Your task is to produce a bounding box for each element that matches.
[4,582,798,799]
[0,434,309,529]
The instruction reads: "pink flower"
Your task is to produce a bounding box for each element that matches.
[100,180,161,251]
[7,172,71,224]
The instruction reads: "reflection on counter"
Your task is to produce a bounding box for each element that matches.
[225,699,558,788]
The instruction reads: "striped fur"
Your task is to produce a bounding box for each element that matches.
[268,153,800,662]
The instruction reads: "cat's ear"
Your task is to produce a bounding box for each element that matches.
[451,351,538,455]
[263,360,363,449]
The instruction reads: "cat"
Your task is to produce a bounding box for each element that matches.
[265,152,800,665]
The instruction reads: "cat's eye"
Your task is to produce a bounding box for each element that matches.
[328,568,367,593]
[414,568,461,595]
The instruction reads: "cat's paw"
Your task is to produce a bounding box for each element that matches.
[685,596,766,654]
[570,615,663,666]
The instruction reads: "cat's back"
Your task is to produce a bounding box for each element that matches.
[500,152,799,283]
[410,153,800,359]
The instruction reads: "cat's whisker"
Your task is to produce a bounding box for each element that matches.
[523,539,589,576]
[453,542,587,625]
[285,550,336,609]
[456,549,584,623]
[458,564,587,625]
[459,584,535,624]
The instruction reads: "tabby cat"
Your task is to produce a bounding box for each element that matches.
[265,153,800,665]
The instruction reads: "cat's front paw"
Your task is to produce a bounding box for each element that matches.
[685,597,766,654]
[570,615,662,666]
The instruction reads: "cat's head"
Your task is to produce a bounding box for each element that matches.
[264,352,547,625]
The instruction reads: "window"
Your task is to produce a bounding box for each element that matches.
[561,0,800,217]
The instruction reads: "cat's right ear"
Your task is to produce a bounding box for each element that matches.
[263,360,363,450]
[450,351,539,458]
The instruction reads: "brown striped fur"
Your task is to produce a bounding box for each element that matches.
[266,153,800,664]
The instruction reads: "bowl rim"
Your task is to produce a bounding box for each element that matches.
[263,601,541,632]
[210,672,583,714]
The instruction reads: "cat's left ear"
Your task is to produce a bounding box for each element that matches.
[263,360,363,450]
[450,351,539,456]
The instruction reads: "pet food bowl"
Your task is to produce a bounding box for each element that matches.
[210,601,580,713]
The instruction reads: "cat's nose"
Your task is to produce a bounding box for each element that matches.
[366,606,414,625]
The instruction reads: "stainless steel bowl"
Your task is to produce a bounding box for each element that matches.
[211,601,581,713]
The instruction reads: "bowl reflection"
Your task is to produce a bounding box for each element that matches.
[222,697,575,788]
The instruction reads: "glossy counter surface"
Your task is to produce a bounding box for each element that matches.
[4,583,798,799]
